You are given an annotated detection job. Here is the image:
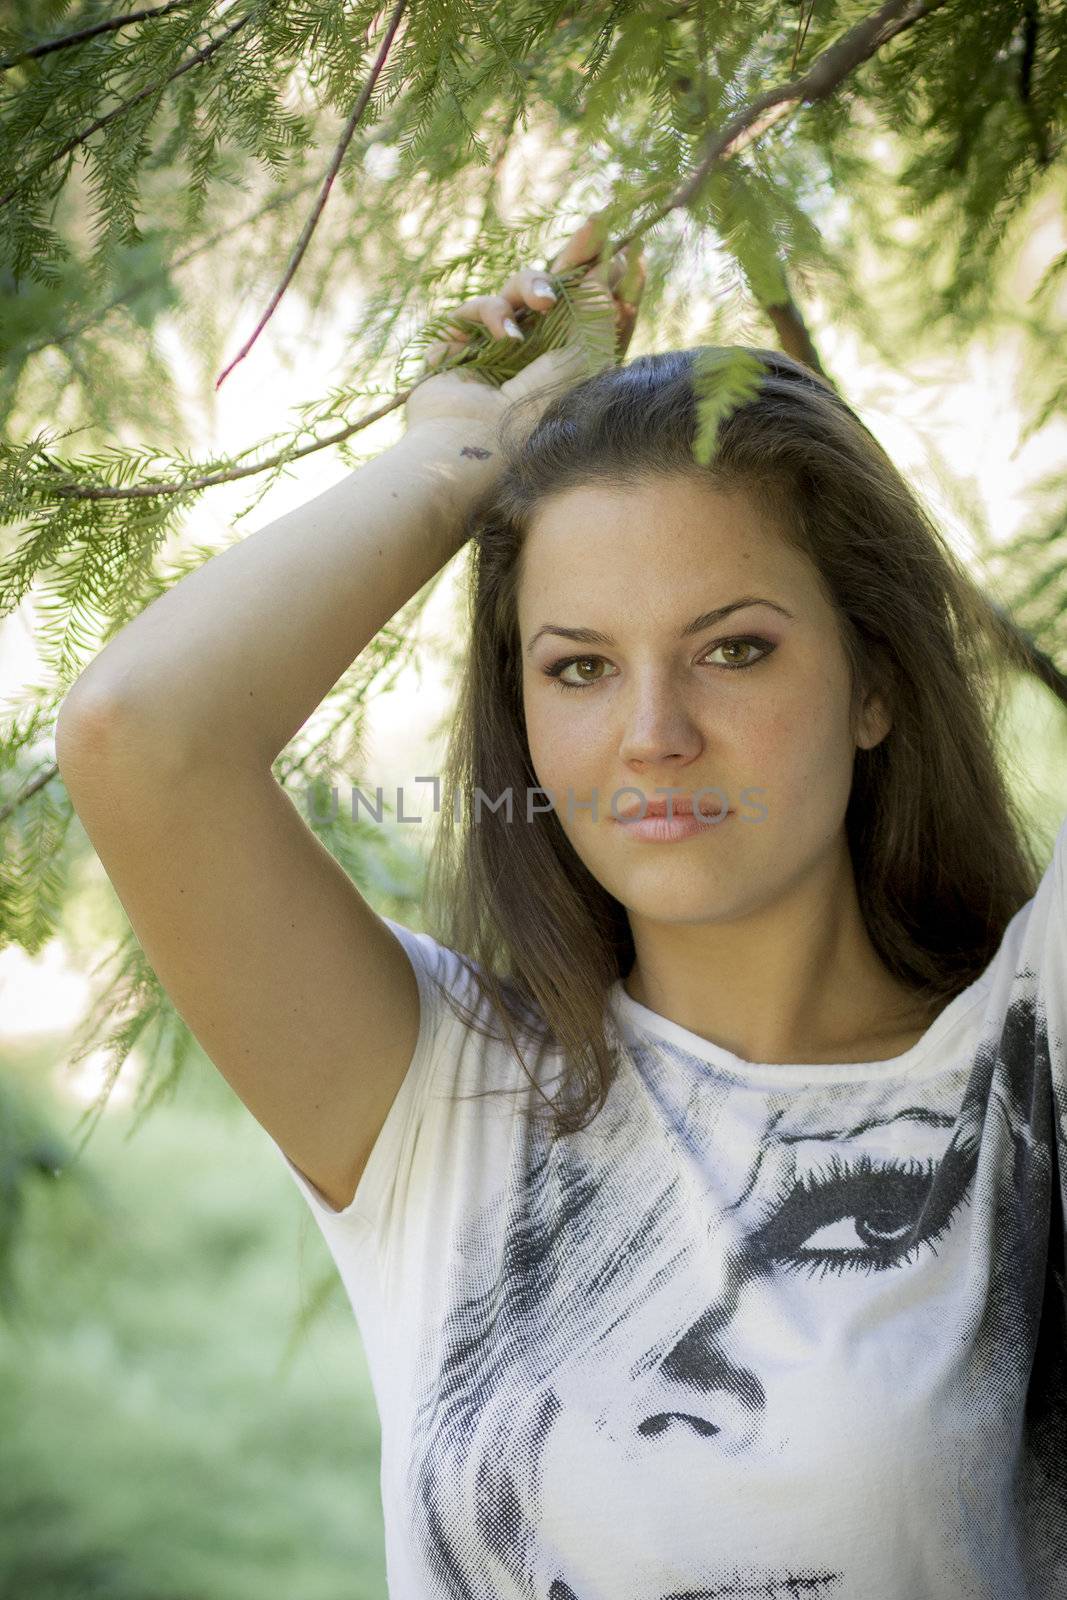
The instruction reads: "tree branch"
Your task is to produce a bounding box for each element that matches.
[0,0,197,73]
[986,605,1067,712]
[49,390,407,498]
[0,762,60,825]
[665,34,830,382]
[214,0,409,389]
[35,0,952,501]
[790,0,818,76]
[0,7,253,211]
[613,0,954,243]
[763,293,828,377]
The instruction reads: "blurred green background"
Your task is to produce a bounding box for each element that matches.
[1,1029,389,1600]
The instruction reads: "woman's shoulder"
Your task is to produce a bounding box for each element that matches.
[380,914,551,1046]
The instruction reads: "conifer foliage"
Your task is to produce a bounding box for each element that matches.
[0,0,1065,1288]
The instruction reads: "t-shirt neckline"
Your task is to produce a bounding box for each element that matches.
[607,967,994,1087]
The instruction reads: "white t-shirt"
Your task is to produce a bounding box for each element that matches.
[268,811,1067,1600]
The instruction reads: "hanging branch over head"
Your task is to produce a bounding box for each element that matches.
[610,0,954,251]
[46,390,408,499]
[215,0,947,388]
[37,0,952,504]
[0,6,254,211]
[763,293,828,378]
[214,0,410,390]
[0,0,196,73]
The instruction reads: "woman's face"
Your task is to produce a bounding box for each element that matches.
[517,473,889,930]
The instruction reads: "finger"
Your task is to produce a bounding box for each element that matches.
[479,293,530,340]
[616,297,641,360]
[587,248,629,294]
[447,293,529,342]
[495,266,561,312]
[422,327,473,370]
[610,242,646,306]
[423,278,550,371]
[422,338,453,370]
[547,221,644,313]
[547,209,613,275]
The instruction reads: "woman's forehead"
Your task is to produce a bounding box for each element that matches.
[516,491,817,631]
[524,473,766,540]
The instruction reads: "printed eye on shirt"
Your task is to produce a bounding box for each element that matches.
[271,811,1067,1600]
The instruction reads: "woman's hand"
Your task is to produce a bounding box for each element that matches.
[404,211,646,444]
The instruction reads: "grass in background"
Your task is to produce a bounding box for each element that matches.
[0,1037,388,1600]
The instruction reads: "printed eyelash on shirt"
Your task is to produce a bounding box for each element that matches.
[542,636,777,693]
[752,1148,971,1281]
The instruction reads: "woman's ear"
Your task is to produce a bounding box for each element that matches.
[856,688,892,751]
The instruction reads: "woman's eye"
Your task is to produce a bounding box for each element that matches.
[708,638,771,669]
[541,637,775,694]
[546,656,609,693]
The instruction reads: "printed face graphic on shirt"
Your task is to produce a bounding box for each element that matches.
[396,977,1067,1600]
[531,1078,977,1598]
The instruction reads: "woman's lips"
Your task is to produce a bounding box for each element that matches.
[613,808,732,842]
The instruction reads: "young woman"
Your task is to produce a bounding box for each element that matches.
[56,216,1067,1599]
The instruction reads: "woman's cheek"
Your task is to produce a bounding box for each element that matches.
[525,720,562,795]
[527,702,593,789]
[521,693,554,783]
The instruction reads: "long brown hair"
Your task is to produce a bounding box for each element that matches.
[418,345,1044,1141]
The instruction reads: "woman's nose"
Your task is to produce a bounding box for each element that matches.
[618,678,704,767]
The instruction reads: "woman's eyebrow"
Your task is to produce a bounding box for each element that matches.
[525,596,794,654]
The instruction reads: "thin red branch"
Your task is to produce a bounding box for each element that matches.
[214,0,409,390]
[790,0,818,76]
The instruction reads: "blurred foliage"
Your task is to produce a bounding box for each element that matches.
[0,1038,387,1598]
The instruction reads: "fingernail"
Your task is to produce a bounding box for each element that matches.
[533,279,557,302]
[503,317,524,340]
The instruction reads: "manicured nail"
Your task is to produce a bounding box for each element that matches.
[503,317,524,340]
[533,279,557,302]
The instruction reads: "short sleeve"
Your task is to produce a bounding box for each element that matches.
[261,911,548,1381]
[1041,812,1067,1273]
[1043,810,1067,1033]
[263,915,460,1241]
